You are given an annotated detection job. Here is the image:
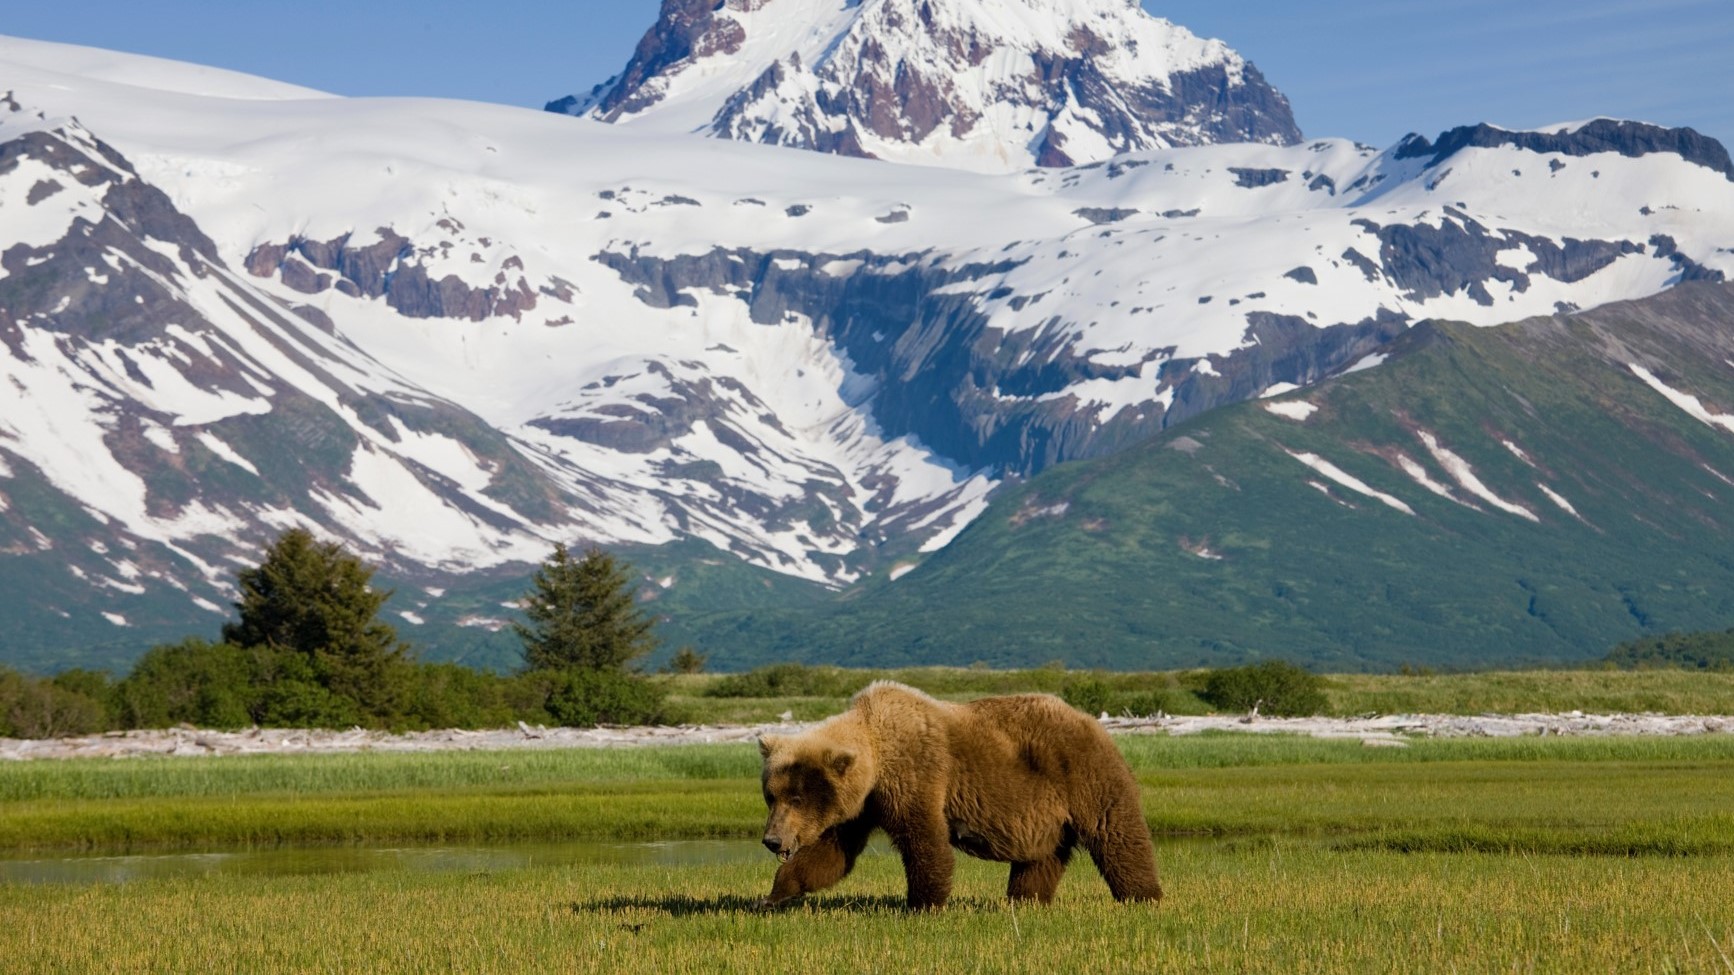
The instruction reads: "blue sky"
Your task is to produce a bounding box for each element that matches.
[6,0,1731,149]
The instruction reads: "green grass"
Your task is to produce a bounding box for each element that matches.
[5,847,1733,974]
[1325,668,1734,715]
[6,734,1734,972]
[5,736,1734,855]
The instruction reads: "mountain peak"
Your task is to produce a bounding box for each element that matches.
[549,0,1301,172]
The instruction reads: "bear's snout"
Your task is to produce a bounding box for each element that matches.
[762,834,795,861]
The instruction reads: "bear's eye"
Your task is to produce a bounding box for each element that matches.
[788,795,802,808]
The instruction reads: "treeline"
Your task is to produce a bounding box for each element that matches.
[1602,628,1734,671]
[1,531,688,739]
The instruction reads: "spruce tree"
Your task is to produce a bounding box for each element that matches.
[223,527,410,723]
[515,543,659,673]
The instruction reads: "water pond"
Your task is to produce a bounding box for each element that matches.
[0,839,773,886]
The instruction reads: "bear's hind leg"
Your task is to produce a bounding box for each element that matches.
[1007,841,1073,904]
[763,816,874,906]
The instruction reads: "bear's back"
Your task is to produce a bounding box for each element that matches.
[960,693,1118,766]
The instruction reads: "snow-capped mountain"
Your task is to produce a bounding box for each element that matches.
[548,0,1302,172]
[749,280,1734,671]
[0,99,590,624]
[2,29,1733,667]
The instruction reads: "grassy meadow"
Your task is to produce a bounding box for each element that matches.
[8,846,1734,974]
[4,732,1734,972]
[656,664,1734,724]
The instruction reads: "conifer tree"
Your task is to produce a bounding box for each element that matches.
[223,527,410,722]
[515,543,659,673]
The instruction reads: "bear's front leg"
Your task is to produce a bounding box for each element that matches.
[894,810,955,910]
[1083,795,1164,903]
[761,817,873,907]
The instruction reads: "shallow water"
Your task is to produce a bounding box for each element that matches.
[0,839,775,886]
[1,835,1223,887]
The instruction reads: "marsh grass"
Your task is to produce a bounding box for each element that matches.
[6,734,1734,972]
[0,744,762,802]
[5,846,1732,974]
[4,737,1734,857]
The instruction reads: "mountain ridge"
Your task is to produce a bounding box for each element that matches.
[2,33,1733,670]
[669,281,1734,671]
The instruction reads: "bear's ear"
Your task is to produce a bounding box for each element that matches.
[757,734,782,759]
[826,748,856,778]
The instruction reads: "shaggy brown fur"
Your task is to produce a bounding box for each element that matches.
[758,681,1162,910]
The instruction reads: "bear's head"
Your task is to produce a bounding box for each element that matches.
[757,732,873,862]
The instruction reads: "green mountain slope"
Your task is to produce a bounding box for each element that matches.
[686,282,1734,671]
[15,283,1734,676]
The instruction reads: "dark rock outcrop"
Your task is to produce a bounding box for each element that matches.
[1395,120,1734,181]
[1352,210,1655,305]
[246,231,542,322]
[1230,167,1291,189]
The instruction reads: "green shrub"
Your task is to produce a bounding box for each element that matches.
[1602,629,1734,671]
[1201,660,1328,716]
[253,678,366,729]
[50,669,118,726]
[400,663,543,730]
[1061,678,1188,718]
[703,663,866,699]
[0,667,112,739]
[115,639,256,730]
[1061,678,1114,715]
[1119,691,1182,717]
[539,668,666,727]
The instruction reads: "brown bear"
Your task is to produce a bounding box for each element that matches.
[757,680,1162,910]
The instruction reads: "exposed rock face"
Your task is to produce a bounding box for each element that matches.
[1352,208,1721,307]
[245,230,542,322]
[593,246,1400,476]
[550,0,1302,172]
[1395,120,1734,180]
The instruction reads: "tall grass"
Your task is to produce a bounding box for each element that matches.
[7,735,1734,804]
[0,745,762,802]
[4,736,1734,856]
[1114,731,1734,770]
